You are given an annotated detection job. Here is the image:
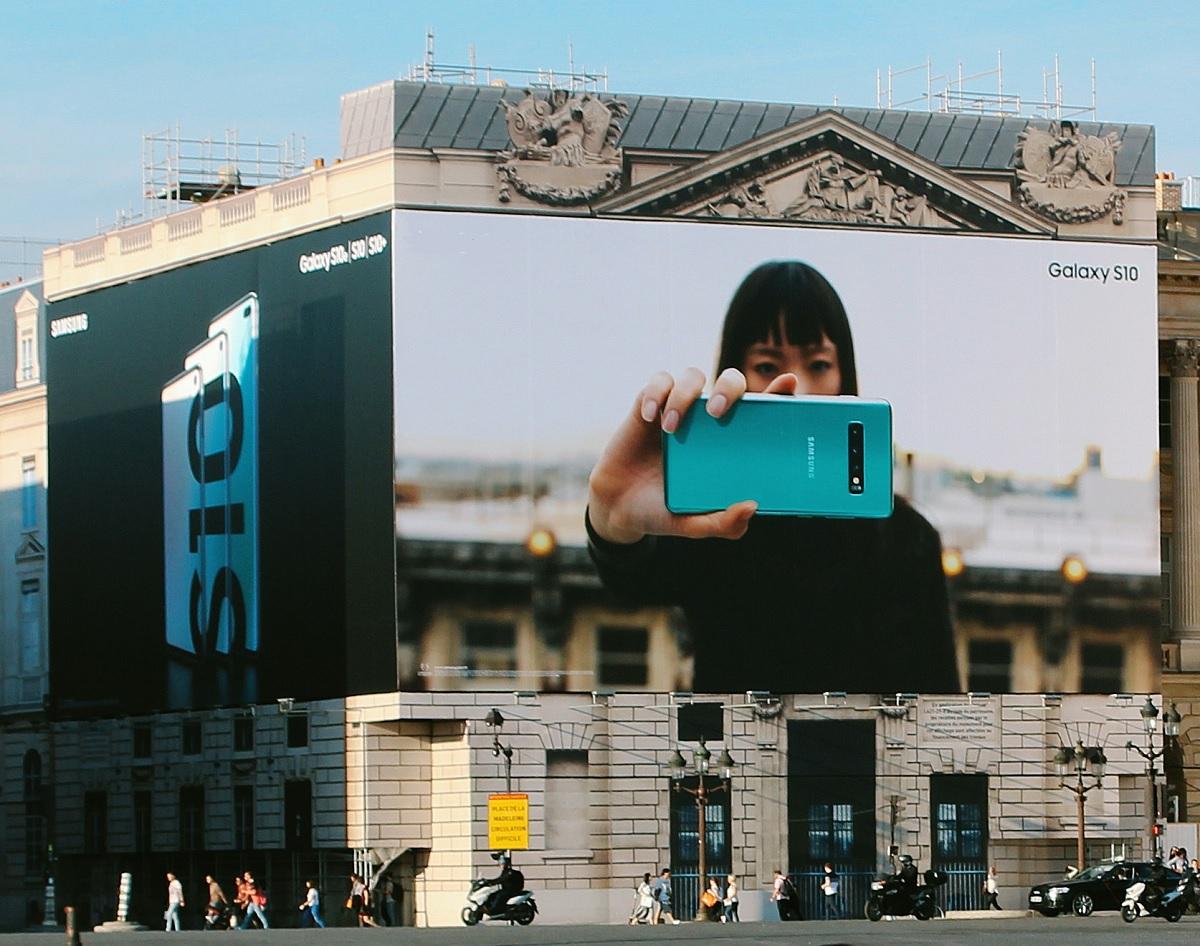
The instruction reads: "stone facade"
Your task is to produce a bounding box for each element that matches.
[16,78,1195,930]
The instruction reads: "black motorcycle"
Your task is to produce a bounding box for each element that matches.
[865,869,947,921]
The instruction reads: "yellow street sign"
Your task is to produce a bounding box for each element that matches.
[488,792,530,851]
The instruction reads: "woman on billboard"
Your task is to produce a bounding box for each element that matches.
[586,260,958,693]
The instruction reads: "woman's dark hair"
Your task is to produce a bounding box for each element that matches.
[716,260,857,395]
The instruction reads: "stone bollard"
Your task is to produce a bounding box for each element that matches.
[64,905,81,945]
[43,877,57,927]
[116,873,132,923]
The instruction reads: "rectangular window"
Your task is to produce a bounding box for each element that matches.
[133,791,153,853]
[83,791,107,854]
[1162,535,1172,639]
[807,802,854,859]
[545,750,590,849]
[596,626,649,686]
[934,801,985,860]
[24,814,46,878]
[132,723,152,759]
[233,715,254,753]
[179,786,205,851]
[19,579,40,674]
[284,779,313,851]
[1160,375,1172,449]
[461,620,516,676]
[286,713,309,749]
[21,456,36,529]
[233,785,254,850]
[967,639,1012,692]
[182,719,202,756]
[19,334,33,382]
[1081,643,1125,693]
[677,702,724,743]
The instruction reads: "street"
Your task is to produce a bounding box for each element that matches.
[5,916,1200,946]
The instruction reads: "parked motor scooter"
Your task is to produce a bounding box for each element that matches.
[1121,876,1187,923]
[461,879,537,926]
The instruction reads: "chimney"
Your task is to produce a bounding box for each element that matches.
[1157,171,1183,212]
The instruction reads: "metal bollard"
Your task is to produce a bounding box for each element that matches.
[64,905,81,945]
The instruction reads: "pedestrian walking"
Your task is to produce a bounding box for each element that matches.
[238,872,270,929]
[820,863,842,919]
[722,874,739,923]
[348,873,378,927]
[164,872,184,932]
[651,868,679,924]
[1169,847,1188,873]
[204,875,230,930]
[701,877,722,920]
[299,879,325,928]
[983,865,1001,910]
[628,873,654,925]
[771,868,800,921]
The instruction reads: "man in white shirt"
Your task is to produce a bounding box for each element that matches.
[299,879,325,928]
[165,872,185,931]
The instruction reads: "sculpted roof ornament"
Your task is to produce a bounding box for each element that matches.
[496,89,629,206]
[1013,121,1126,224]
[704,154,951,229]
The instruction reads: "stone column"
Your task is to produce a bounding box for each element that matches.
[1171,340,1200,668]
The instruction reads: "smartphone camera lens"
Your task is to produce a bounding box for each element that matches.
[848,423,864,494]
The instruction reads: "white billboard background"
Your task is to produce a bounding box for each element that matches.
[392,210,1158,575]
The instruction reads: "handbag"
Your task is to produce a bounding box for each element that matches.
[700,889,719,908]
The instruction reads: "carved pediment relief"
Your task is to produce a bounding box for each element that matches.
[702,151,952,229]
[598,111,1053,235]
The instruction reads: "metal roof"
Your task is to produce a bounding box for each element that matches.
[344,80,1155,187]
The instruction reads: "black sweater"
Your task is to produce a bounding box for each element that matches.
[587,499,960,694]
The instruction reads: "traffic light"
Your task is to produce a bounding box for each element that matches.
[1152,823,1164,837]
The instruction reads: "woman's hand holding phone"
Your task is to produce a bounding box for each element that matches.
[588,367,801,544]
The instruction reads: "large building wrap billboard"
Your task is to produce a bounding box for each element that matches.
[47,214,394,715]
[391,210,1160,696]
[47,206,1159,712]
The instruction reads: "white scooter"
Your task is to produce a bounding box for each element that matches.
[1121,877,1187,923]
[461,878,538,926]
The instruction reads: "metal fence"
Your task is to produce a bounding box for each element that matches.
[670,867,730,920]
[670,863,986,921]
[936,862,988,912]
[790,869,877,920]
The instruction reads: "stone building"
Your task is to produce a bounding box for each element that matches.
[5,76,1191,929]
[0,279,48,928]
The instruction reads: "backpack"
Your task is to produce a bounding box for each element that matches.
[781,876,798,900]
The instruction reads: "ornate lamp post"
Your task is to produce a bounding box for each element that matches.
[1126,698,1183,857]
[485,708,514,793]
[668,737,735,921]
[1054,740,1106,872]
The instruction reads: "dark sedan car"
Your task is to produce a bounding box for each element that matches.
[1028,861,1182,916]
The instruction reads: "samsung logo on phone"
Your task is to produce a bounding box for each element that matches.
[807,436,816,478]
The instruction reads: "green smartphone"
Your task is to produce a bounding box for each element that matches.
[663,393,894,518]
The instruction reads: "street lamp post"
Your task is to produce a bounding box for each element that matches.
[1054,740,1106,872]
[668,737,736,922]
[1126,698,1183,858]
[485,708,514,793]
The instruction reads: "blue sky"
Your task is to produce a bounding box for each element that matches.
[2,0,1194,281]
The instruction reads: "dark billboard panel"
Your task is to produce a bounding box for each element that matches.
[392,210,1159,694]
[48,214,394,715]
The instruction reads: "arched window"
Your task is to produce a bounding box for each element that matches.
[23,750,42,803]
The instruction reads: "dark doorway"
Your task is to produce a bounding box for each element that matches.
[787,719,877,918]
[930,773,988,910]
